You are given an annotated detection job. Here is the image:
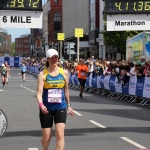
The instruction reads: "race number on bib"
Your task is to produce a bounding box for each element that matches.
[81,72,85,76]
[48,89,62,103]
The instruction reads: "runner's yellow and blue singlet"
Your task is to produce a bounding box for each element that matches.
[42,67,67,111]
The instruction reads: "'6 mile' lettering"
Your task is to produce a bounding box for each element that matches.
[10,16,31,23]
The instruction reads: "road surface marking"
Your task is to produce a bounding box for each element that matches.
[0,89,4,91]
[28,148,38,150]
[18,73,21,74]
[30,90,35,92]
[20,85,23,87]
[27,88,30,90]
[121,137,147,149]
[73,110,82,116]
[89,120,107,128]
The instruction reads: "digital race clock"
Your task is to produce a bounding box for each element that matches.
[0,0,42,11]
[103,0,150,14]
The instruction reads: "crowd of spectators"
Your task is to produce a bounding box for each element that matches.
[21,55,150,86]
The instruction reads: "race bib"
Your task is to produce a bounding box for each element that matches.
[81,72,85,76]
[48,89,62,103]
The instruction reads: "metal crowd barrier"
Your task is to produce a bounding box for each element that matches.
[26,65,150,107]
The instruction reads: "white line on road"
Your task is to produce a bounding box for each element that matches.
[73,110,82,116]
[28,148,38,150]
[89,120,107,128]
[30,90,35,92]
[121,137,147,149]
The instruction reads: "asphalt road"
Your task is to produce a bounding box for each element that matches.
[0,68,150,150]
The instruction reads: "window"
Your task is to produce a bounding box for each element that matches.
[90,1,96,31]
[90,0,95,5]
[54,12,61,21]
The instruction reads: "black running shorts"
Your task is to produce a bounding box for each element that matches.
[78,78,86,87]
[39,108,67,128]
[21,72,25,75]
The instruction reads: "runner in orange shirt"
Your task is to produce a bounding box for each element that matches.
[76,59,88,98]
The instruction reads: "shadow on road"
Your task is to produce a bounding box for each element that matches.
[3,127,114,138]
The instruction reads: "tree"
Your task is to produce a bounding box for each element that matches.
[101,23,142,53]
[11,42,16,56]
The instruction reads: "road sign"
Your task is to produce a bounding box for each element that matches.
[57,33,65,41]
[0,11,42,28]
[75,28,84,37]
[107,14,149,31]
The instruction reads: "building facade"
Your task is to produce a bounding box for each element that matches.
[63,0,89,39]
[88,0,99,58]
[62,0,97,59]
[0,28,11,56]
[48,0,62,46]
[15,34,30,57]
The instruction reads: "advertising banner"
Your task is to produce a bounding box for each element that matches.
[128,76,137,96]
[73,74,79,85]
[86,75,89,87]
[92,74,97,88]
[143,77,150,98]
[114,78,122,93]
[103,75,111,90]
[4,57,10,65]
[122,81,129,95]
[145,34,150,61]
[72,75,75,85]
[99,75,105,89]
[0,57,4,66]
[126,33,143,63]
[14,57,20,67]
[109,75,116,92]
[89,73,93,87]
[9,57,14,67]
[97,75,101,88]
[136,77,145,97]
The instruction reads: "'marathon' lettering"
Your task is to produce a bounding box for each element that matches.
[115,20,145,26]
[10,16,31,23]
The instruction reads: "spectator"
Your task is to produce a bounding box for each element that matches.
[140,56,146,65]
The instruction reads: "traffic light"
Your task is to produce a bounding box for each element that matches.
[74,39,77,53]
[62,42,67,56]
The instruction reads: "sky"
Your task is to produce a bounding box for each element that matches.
[3,0,45,42]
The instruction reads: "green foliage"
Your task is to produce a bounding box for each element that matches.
[101,24,142,53]
[11,42,16,56]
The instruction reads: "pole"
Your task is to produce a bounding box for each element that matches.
[77,37,80,62]
[69,42,71,60]
[60,40,62,59]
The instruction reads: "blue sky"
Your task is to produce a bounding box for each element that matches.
[3,0,45,42]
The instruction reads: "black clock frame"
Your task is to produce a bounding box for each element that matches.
[103,0,150,14]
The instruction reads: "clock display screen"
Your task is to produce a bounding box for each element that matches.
[0,0,42,11]
[104,0,150,14]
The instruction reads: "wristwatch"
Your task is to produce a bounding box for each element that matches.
[67,103,71,106]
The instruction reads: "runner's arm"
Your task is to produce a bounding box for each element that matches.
[37,71,44,104]
[64,70,71,105]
